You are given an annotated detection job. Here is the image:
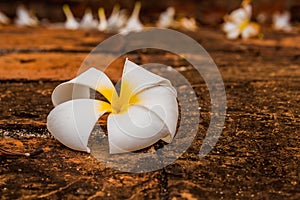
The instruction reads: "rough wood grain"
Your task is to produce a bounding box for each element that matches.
[0,25,299,199]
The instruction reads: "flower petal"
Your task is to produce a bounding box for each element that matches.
[47,99,110,152]
[222,21,237,32]
[241,22,260,39]
[107,105,169,154]
[121,58,177,96]
[134,85,178,142]
[52,68,117,106]
[226,28,240,39]
[230,7,249,24]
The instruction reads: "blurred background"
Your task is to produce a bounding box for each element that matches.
[0,0,299,25]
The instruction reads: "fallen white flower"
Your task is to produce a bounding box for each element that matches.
[120,2,144,35]
[106,4,128,32]
[15,5,39,27]
[177,17,198,31]
[222,0,260,39]
[47,59,178,154]
[0,10,10,25]
[97,7,108,31]
[79,8,98,30]
[273,11,292,32]
[62,4,79,30]
[97,5,128,33]
[157,7,175,28]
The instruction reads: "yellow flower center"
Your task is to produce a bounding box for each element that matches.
[239,20,249,32]
[97,80,140,114]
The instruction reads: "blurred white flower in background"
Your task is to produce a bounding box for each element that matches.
[176,17,198,31]
[0,10,10,25]
[0,0,297,37]
[157,7,175,28]
[107,4,128,32]
[120,2,144,35]
[273,11,292,32]
[62,4,79,30]
[15,5,39,27]
[97,5,129,33]
[79,8,98,30]
[222,0,260,39]
[97,7,108,31]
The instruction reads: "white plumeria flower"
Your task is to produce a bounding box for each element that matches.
[15,5,39,27]
[222,0,260,39]
[107,4,120,26]
[273,11,292,32]
[106,4,128,32]
[62,4,79,30]
[120,2,144,35]
[79,8,98,30]
[97,7,108,31]
[47,59,178,154]
[178,17,198,31]
[0,10,10,25]
[157,7,175,28]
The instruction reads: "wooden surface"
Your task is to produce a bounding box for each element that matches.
[0,26,299,199]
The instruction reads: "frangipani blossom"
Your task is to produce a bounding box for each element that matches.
[157,7,175,28]
[222,0,260,39]
[15,5,39,27]
[98,5,128,33]
[106,4,128,32]
[273,11,292,32]
[97,7,108,31]
[107,4,120,26]
[176,17,198,31]
[0,10,10,25]
[62,4,79,30]
[47,59,178,154]
[120,2,144,35]
[79,8,98,30]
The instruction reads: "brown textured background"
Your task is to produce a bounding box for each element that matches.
[0,0,299,199]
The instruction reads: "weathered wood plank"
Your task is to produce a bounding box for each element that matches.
[0,25,299,199]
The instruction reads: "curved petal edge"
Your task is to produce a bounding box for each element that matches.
[47,99,109,152]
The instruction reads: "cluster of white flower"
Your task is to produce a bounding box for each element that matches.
[0,5,38,27]
[61,2,198,34]
[157,7,198,31]
[61,2,143,35]
[0,1,294,37]
[222,0,293,40]
[0,2,198,34]
[62,2,144,35]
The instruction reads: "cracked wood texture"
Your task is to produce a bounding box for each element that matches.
[0,25,299,200]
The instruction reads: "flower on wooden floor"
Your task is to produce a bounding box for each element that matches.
[222,0,260,39]
[15,5,39,27]
[97,7,108,31]
[157,7,175,28]
[273,11,293,32]
[0,10,10,25]
[107,4,128,32]
[120,2,144,35]
[62,4,79,30]
[175,17,198,31]
[79,8,98,30]
[47,59,178,154]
